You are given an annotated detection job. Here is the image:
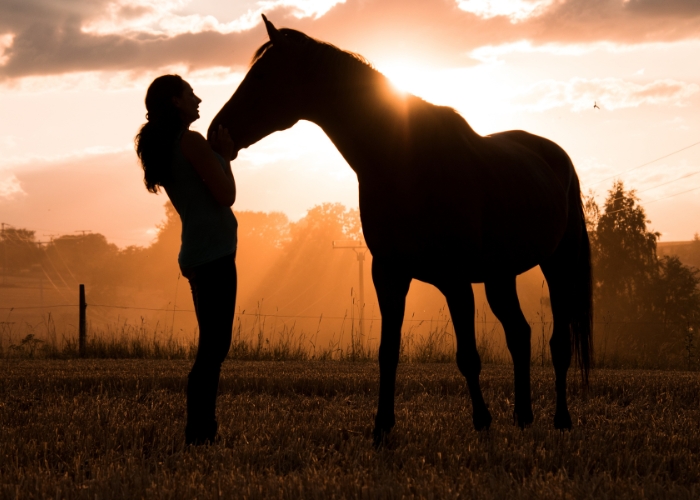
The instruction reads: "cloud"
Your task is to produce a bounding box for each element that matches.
[0,20,265,78]
[0,129,358,245]
[0,173,25,199]
[0,135,17,148]
[0,33,13,65]
[0,149,166,246]
[517,77,700,111]
[457,0,554,23]
[469,40,633,63]
[0,64,243,94]
[0,0,699,79]
[82,0,258,37]
[525,0,700,45]
[0,0,295,78]
[82,0,346,38]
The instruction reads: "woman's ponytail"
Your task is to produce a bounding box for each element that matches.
[135,75,185,193]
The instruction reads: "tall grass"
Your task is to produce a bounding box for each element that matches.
[1,308,697,370]
[1,308,513,363]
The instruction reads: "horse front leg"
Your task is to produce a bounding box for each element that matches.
[372,257,412,447]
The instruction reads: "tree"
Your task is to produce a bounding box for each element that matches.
[0,227,42,273]
[651,256,700,329]
[246,203,363,316]
[44,232,120,289]
[236,211,290,250]
[287,203,361,245]
[591,180,659,323]
[589,180,700,362]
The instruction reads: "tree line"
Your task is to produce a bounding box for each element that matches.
[585,180,700,365]
[3,181,700,365]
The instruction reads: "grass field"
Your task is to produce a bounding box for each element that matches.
[2,360,699,499]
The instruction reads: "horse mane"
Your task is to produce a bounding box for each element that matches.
[251,28,479,139]
[252,29,373,68]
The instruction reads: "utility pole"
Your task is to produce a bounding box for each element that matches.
[35,241,48,312]
[79,284,87,357]
[333,238,369,342]
[1,222,5,286]
[0,222,13,286]
[39,269,43,311]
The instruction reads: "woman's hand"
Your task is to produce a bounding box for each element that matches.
[182,130,236,206]
[208,125,236,162]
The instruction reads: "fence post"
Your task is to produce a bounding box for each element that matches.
[79,284,86,357]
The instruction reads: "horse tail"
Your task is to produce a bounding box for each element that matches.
[571,199,593,386]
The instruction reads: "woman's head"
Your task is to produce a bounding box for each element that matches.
[136,74,200,193]
[145,75,201,126]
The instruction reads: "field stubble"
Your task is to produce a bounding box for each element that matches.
[1,360,700,499]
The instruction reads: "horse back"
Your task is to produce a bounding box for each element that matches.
[355,106,575,278]
[486,130,576,195]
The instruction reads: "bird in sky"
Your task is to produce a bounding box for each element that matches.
[594,101,600,110]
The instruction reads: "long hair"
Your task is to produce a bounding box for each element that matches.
[135,74,186,193]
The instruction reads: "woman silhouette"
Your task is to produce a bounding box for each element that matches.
[135,75,238,445]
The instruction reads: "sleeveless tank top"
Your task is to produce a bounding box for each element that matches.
[164,133,238,269]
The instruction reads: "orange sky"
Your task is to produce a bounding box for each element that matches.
[1,0,699,246]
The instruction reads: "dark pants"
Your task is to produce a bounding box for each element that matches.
[180,253,237,444]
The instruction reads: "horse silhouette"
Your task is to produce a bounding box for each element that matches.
[210,15,592,446]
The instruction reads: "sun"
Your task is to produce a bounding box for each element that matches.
[375,59,434,96]
[374,59,464,107]
[372,59,510,134]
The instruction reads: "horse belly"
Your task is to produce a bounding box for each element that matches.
[357,150,569,280]
[479,162,569,274]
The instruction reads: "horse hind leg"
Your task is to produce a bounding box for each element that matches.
[541,217,593,431]
[541,260,575,430]
[485,277,533,428]
[441,282,492,431]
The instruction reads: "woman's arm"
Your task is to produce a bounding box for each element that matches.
[209,125,237,205]
[180,129,236,206]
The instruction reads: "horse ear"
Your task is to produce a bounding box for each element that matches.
[261,14,287,46]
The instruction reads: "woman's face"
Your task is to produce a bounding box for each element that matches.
[173,82,202,126]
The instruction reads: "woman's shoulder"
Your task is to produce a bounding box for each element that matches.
[179,130,210,159]
[180,129,207,147]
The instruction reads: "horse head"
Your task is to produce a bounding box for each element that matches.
[208,16,317,158]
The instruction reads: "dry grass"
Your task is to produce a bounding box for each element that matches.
[0,313,482,363]
[2,360,699,499]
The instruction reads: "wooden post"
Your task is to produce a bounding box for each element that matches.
[332,239,368,355]
[79,284,86,357]
[357,250,365,344]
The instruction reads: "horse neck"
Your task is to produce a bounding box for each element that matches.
[308,70,416,175]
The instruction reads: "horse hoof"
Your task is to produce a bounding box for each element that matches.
[372,427,391,449]
[514,409,534,429]
[553,411,572,430]
[473,409,492,431]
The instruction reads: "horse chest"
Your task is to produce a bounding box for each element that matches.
[357,175,484,259]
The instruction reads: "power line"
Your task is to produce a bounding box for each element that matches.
[604,170,699,205]
[635,171,698,195]
[0,305,74,310]
[1,222,154,246]
[644,185,700,206]
[0,225,73,300]
[49,243,80,287]
[90,303,193,312]
[605,185,700,215]
[586,139,700,189]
